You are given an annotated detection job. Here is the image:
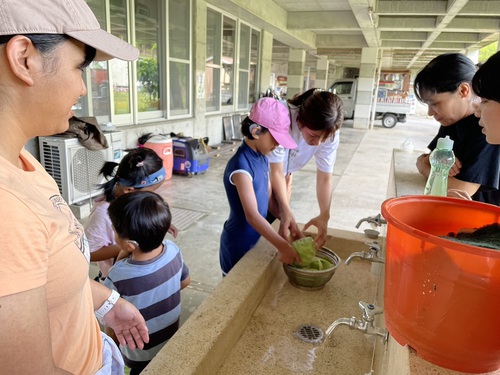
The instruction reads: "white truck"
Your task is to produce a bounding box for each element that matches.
[329,78,411,128]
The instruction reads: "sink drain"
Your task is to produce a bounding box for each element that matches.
[294,325,324,343]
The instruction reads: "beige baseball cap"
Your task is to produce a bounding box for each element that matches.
[0,0,139,61]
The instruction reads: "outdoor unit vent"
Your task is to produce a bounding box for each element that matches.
[38,132,123,205]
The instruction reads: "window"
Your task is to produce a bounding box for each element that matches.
[205,9,221,112]
[135,0,161,117]
[221,17,235,107]
[110,0,132,121]
[237,23,260,109]
[168,0,191,116]
[206,7,260,113]
[83,0,192,125]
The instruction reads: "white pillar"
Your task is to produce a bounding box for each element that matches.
[353,47,378,129]
[287,48,306,98]
[315,55,330,90]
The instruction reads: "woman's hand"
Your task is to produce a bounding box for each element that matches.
[416,153,430,177]
[278,210,304,242]
[449,157,462,177]
[102,298,149,350]
[303,215,328,249]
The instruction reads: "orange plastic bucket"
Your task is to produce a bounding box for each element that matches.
[144,135,173,180]
[381,196,500,373]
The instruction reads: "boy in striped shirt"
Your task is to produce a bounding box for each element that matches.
[104,191,190,374]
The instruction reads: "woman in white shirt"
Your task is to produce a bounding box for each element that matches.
[267,89,344,248]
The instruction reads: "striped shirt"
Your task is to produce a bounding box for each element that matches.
[104,240,189,368]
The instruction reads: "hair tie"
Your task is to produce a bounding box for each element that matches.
[136,161,145,167]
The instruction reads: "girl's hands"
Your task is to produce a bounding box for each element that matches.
[277,243,300,265]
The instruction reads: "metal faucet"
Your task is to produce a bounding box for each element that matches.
[355,213,387,229]
[325,301,388,342]
[345,241,385,265]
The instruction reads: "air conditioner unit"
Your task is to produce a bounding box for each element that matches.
[38,132,123,205]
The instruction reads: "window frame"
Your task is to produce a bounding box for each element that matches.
[205,5,261,115]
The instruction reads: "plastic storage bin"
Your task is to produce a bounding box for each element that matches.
[381,196,500,373]
[144,135,173,180]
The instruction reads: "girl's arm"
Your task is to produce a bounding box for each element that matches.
[269,162,303,241]
[90,244,122,262]
[233,173,300,265]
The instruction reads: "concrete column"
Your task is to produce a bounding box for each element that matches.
[353,47,378,129]
[287,48,306,98]
[466,48,479,65]
[193,0,207,135]
[315,55,330,90]
[259,30,274,96]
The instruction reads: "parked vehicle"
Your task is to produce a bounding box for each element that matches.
[329,78,410,128]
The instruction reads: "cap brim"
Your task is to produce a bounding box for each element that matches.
[269,129,297,149]
[67,29,139,61]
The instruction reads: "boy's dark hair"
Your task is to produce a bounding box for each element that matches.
[414,53,476,103]
[240,116,270,139]
[472,51,500,103]
[287,88,344,141]
[99,147,164,202]
[108,191,172,253]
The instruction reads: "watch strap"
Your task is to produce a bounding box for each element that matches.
[95,289,120,320]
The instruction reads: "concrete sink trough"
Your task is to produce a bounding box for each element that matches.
[143,229,385,375]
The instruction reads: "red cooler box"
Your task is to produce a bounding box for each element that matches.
[144,135,173,180]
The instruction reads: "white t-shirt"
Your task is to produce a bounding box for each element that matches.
[267,104,339,174]
[85,199,115,278]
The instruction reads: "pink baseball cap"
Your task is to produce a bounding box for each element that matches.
[249,98,297,149]
[0,0,139,61]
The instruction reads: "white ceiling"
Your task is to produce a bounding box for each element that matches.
[271,0,500,70]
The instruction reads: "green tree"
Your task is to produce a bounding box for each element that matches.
[479,42,498,63]
[137,56,159,101]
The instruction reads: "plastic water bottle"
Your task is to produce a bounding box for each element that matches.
[424,135,455,196]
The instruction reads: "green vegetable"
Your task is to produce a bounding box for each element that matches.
[291,237,334,270]
[292,237,317,264]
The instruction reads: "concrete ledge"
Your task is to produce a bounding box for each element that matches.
[144,228,373,374]
[143,239,280,375]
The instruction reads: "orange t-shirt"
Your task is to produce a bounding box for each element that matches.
[0,150,102,374]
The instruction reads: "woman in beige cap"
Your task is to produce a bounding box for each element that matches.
[0,0,148,374]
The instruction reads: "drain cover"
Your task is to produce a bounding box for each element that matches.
[294,325,324,343]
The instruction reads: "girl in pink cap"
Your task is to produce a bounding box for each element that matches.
[219,98,301,275]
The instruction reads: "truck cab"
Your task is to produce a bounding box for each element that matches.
[329,78,357,119]
[329,72,411,128]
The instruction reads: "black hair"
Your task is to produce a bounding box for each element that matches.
[0,34,96,70]
[472,51,500,103]
[414,53,476,103]
[287,88,344,141]
[99,147,164,202]
[108,191,171,253]
[240,116,270,139]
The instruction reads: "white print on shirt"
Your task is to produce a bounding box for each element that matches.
[49,194,90,263]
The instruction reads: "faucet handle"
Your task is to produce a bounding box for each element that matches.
[364,241,380,251]
[358,301,383,321]
[374,213,387,226]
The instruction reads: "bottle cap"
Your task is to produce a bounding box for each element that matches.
[436,135,454,150]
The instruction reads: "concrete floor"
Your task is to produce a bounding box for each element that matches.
[89,115,440,325]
